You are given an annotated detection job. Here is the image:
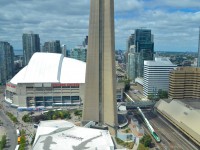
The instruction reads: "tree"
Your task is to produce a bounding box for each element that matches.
[124,79,131,92]
[140,135,152,147]
[147,94,154,101]
[19,135,26,150]
[143,135,152,147]
[158,89,168,99]
[0,135,7,149]
[22,114,31,122]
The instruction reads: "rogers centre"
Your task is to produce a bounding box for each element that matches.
[5,52,86,109]
[5,52,124,109]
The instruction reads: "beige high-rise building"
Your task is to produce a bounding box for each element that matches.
[169,67,200,99]
[82,0,118,135]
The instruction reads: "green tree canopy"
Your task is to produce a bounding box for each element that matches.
[140,135,152,147]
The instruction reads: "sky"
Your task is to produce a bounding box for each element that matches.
[0,0,200,52]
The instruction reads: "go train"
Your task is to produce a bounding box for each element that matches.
[137,107,161,142]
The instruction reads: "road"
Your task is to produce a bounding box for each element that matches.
[0,87,17,150]
[0,109,17,150]
[143,110,199,150]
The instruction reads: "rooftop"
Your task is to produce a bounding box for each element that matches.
[33,120,114,150]
[156,100,200,145]
[144,57,177,66]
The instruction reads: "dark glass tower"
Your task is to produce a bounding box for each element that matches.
[0,41,14,84]
[135,29,154,77]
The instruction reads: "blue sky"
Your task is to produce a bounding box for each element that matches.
[0,0,200,52]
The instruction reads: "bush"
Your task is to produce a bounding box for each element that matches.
[43,110,71,120]
[22,114,31,122]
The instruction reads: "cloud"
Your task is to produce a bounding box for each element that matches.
[0,0,199,52]
[162,0,200,8]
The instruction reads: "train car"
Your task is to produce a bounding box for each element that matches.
[152,131,161,142]
[137,107,161,142]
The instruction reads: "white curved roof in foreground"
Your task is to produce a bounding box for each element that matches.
[10,52,86,84]
[33,120,114,150]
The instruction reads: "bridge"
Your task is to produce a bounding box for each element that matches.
[125,101,156,109]
[122,92,156,109]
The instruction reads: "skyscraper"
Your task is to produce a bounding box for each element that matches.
[197,27,200,67]
[0,41,14,84]
[127,29,154,81]
[82,0,118,135]
[127,34,135,53]
[135,29,154,77]
[127,45,137,80]
[22,32,40,65]
[70,46,87,62]
[42,40,61,54]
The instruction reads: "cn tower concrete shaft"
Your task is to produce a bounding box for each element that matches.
[82,0,118,135]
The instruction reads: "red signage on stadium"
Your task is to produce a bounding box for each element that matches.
[6,84,16,88]
[51,83,80,87]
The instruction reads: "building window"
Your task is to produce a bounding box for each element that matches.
[71,96,80,103]
[62,96,71,103]
[35,102,44,106]
[53,96,61,103]
[44,96,53,102]
[35,97,44,102]
[26,97,35,107]
[45,102,53,107]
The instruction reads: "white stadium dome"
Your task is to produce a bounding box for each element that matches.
[11,52,86,84]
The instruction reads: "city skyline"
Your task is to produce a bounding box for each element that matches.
[0,0,200,52]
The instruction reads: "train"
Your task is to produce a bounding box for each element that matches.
[137,107,161,142]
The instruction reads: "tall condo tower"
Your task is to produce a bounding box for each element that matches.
[82,0,118,135]
[197,27,200,67]
[22,32,40,65]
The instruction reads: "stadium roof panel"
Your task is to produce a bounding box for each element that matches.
[10,52,86,84]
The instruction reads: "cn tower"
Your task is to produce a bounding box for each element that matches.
[82,0,118,135]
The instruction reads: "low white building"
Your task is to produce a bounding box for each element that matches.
[143,57,176,97]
